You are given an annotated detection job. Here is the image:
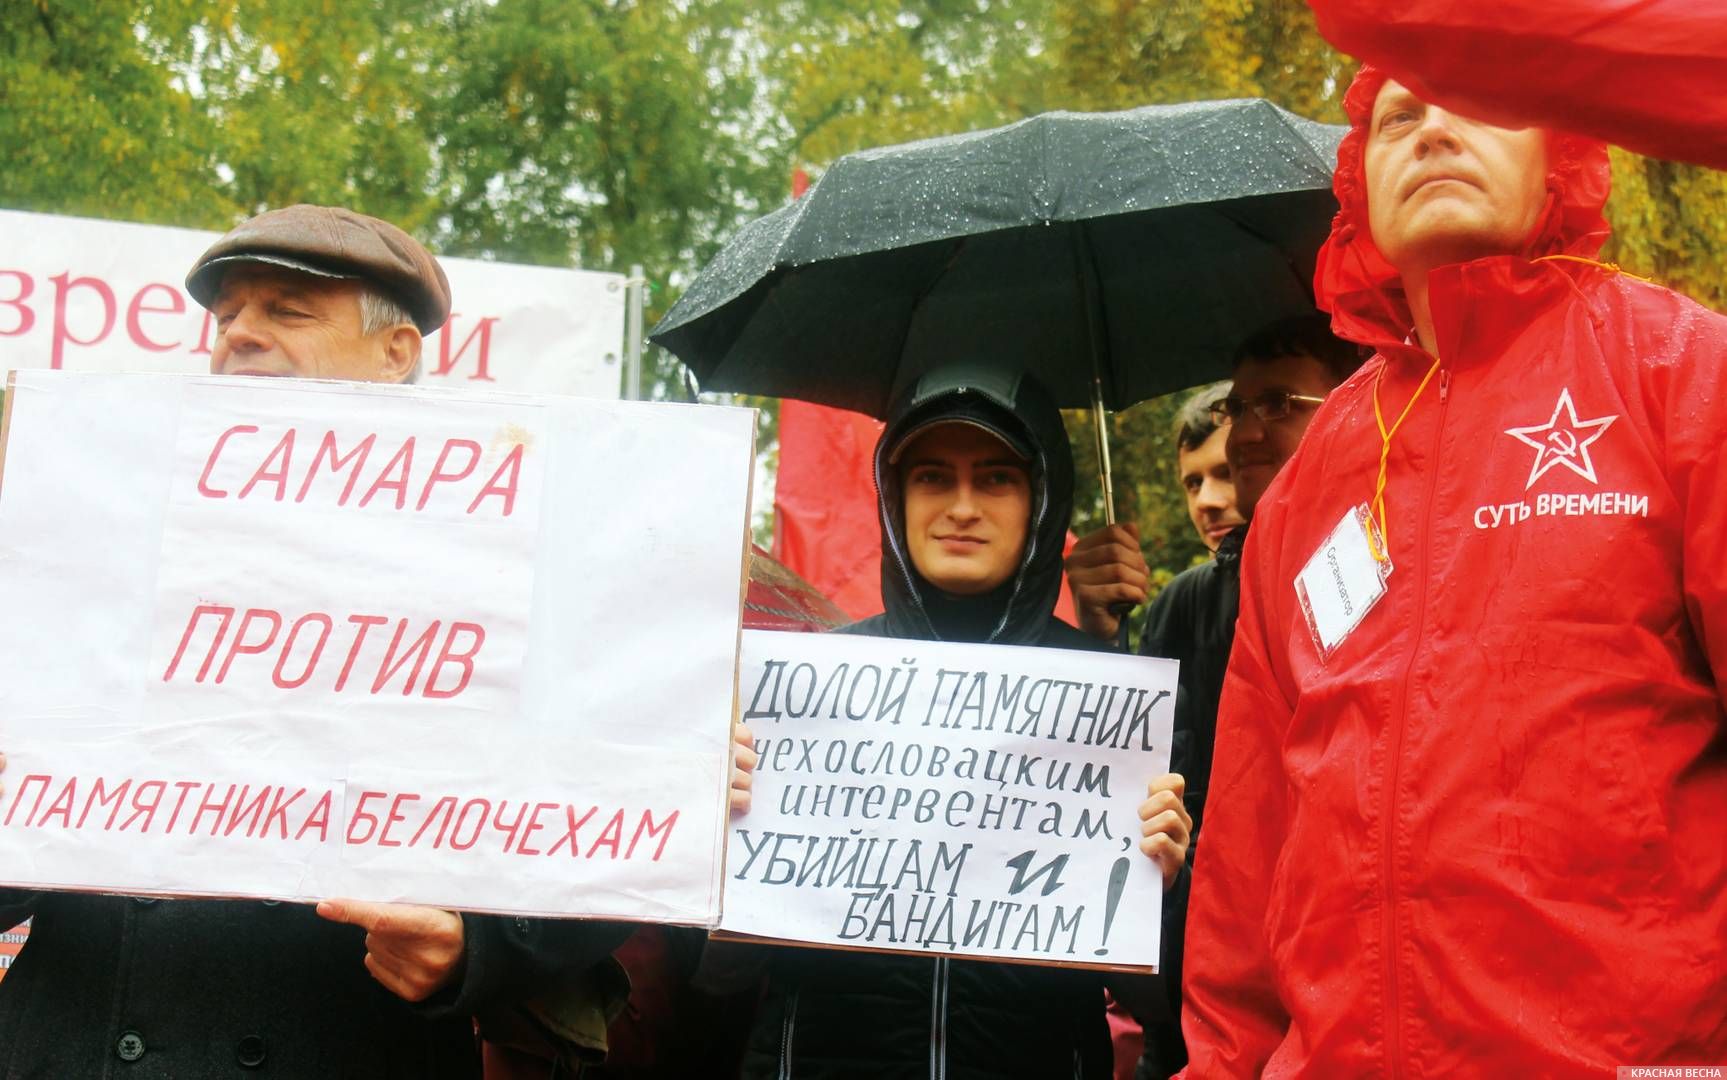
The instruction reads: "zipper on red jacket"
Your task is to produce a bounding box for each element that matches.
[1380,365,1450,1079]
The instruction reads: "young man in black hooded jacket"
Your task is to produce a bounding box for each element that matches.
[729,364,1190,1080]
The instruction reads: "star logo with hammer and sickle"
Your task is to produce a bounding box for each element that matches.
[1504,388,1617,489]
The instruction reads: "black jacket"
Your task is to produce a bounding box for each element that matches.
[1139,524,1243,846]
[1131,524,1244,1079]
[0,888,627,1078]
[739,366,1114,1080]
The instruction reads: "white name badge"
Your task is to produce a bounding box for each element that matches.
[1295,504,1391,659]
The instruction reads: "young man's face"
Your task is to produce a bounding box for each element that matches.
[900,422,1032,596]
[1177,426,1244,551]
[210,264,412,383]
[1363,79,1549,274]
[1225,353,1338,520]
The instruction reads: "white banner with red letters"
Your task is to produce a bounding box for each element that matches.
[718,629,1176,971]
[0,371,754,924]
[0,208,626,399]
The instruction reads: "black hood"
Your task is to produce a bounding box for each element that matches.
[872,364,1074,645]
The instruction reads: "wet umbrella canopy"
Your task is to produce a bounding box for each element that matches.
[651,98,1344,518]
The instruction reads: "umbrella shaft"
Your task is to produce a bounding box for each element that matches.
[1091,380,1115,526]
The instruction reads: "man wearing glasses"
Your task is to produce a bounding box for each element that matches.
[1066,313,1361,1079]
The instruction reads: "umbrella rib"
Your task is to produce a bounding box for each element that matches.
[1070,221,1117,407]
[1266,102,1346,171]
[1211,203,1322,304]
[773,175,823,265]
[875,238,970,416]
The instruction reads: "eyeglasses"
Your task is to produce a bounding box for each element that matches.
[1207,390,1328,425]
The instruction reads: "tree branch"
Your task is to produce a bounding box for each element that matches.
[33,0,57,44]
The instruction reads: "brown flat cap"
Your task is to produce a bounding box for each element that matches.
[186,204,452,334]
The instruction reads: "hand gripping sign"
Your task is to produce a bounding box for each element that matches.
[720,629,1177,972]
[0,371,754,925]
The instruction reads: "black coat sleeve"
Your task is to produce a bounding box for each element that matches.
[419,914,634,1020]
[1132,570,1208,1079]
[0,891,39,933]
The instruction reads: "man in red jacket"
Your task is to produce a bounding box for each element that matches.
[1180,67,1727,1076]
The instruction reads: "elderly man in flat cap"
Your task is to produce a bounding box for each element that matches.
[186,203,452,383]
[0,206,629,1079]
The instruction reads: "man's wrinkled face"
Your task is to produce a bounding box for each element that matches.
[210,264,407,383]
[1363,79,1549,274]
[1177,426,1244,551]
[900,422,1032,596]
[1225,353,1338,520]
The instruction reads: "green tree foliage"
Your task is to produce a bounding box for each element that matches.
[1604,151,1727,313]
[423,0,793,396]
[762,0,1048,165]
[0,2,461,230]
[1040,0,1346,119]
[0,1,232,226]
[428,1,777,274]
[0,1,779,271]
[194,3,448,229]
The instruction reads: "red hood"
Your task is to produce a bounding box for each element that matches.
[1314,64,1614,353]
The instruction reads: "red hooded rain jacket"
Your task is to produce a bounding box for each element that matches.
[1179,66,1727,1077]
[1307,0,1727,169]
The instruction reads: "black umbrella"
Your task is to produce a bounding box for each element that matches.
[651,98,1344,521]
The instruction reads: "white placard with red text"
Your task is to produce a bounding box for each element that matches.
[0,371,754,924]
[0,208,626,398]
[719,630,1176,971]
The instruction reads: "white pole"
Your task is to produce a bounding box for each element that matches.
[625,264,645,401]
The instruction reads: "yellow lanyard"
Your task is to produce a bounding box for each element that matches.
[1367,353,1442,563]
[1363,256,1651,563]
[1534,253,1657,284]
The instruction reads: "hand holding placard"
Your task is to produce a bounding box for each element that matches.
[730,723,759,814]
[315,899,466,1002]
[1138,773,1191,889]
